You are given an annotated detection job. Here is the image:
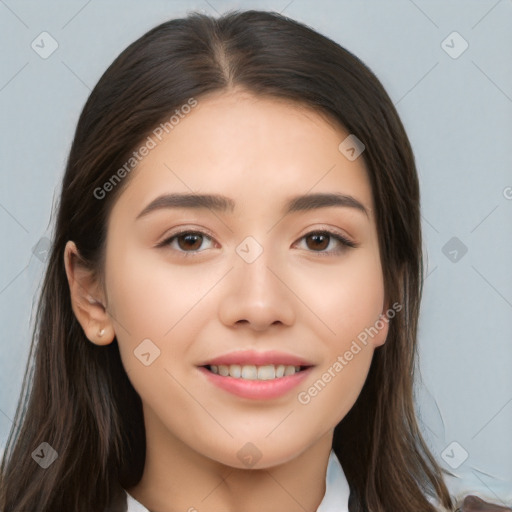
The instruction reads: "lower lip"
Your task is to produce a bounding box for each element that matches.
[197,366,314,400]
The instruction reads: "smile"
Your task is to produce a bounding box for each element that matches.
[198,365,313,400]
[205,363,307,380]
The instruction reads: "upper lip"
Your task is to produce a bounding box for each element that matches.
[200,350,314,367]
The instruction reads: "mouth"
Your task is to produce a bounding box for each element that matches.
[197,350,315,398]
[201,363,312,381]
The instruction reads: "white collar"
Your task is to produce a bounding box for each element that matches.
[125,450,350,512]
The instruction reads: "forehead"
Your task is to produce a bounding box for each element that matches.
[110,90,373,218]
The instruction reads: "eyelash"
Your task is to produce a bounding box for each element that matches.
[156,228,357,257]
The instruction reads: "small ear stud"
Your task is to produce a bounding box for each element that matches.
[98,328,105,337]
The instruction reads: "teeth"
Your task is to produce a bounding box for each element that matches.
[241,365,257,379]
[258,365,275,380]
[229,364,241,378]
[209,364,302,380]
[285,365,297,376]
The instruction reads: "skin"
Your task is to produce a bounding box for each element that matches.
[65,89,389,512]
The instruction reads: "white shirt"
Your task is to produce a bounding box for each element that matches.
[125,450,350,512]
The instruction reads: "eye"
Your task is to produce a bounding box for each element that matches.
[294,230,357,255]
[157,230,216,254]
[156,228,357,256]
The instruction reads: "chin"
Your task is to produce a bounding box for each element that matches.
[204,438,311,471]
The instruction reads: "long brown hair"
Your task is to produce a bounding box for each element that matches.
[0,10,454,511]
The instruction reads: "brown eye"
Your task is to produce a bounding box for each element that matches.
[295,230,357,255]
[158,230,215,254]
[305,233,330,251]
[176,233,203,251]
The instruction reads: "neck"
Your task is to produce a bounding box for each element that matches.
[127,405,334,512]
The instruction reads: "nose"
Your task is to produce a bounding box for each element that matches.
[218,249,295,332]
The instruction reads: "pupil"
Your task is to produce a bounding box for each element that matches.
[179,234,202,250]
[308,234,328,251]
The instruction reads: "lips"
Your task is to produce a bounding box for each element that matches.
[197,350,315,399]
[199,349,314,368]
[198,365,314,400]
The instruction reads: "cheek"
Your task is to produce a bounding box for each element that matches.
[294,347,374,438]
[290,249,385,343]
[295,251,386,425]
[292,257,385,429]
[103,244,225,386]
[103,248,206,422]
[105,244,219,340]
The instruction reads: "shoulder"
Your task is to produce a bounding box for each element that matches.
[452,494,512,511]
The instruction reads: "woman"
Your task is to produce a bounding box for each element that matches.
[0,9,456,511]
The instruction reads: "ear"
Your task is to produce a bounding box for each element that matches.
[64,240,115,346]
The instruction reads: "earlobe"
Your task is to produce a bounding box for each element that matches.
[63,240,115,346]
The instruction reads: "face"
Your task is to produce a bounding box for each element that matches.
[99,90,388,469]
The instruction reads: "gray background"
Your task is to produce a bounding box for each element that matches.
[1,0,511,505]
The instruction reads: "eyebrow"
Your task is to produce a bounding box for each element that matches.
[135,192,369,220]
